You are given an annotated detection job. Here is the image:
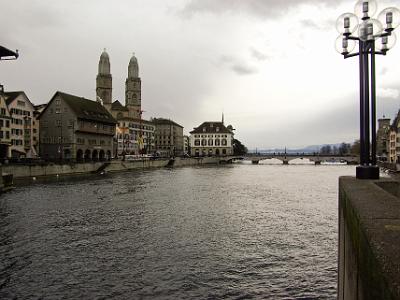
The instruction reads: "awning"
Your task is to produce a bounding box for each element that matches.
[0,45,19,60]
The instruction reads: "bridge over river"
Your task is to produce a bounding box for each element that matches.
[222,154,359,165]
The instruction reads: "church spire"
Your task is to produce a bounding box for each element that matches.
[96,48,112,105]
[125,52,141,118]
[98,48,111,75]
[222,112,224,125]
[128,52,139,78]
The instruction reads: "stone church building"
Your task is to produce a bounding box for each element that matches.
[96,50,155,155]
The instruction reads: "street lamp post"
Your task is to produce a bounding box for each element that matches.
[335,0,400,179]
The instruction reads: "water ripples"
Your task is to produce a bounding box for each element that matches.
[0,165,355,299]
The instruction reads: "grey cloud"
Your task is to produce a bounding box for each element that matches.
[243,90,400,148]
[181,0,346,19]
[250,47,269,61]
[217,55,258,75]
[300,20,320,30]
[231,64,258,75]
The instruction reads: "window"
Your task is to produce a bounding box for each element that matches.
[222,139,227,146]
[1,108,5,115]
[6,131,9,139]
[55,108,61,114]
[215,139,220,146]
[201,139,207,146]
[17,100,25,107]
[208,139,213,146]
[55,99,61,106]
[216,127,220,132]
[203,127,206,132]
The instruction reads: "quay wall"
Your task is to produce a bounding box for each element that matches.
[2,162,104,178]
[338,177,400,299]
[2,157,224,179]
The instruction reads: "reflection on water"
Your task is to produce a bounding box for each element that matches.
[0,164,355,299]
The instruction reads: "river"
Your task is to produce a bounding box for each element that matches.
[0,163,356,299]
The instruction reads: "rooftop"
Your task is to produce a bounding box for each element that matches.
[190,121,233,134]
[152,118,183,128]
[44,91,117,124]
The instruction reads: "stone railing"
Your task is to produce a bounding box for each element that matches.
[338,177,400,299]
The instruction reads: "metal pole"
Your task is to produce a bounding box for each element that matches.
[359,41,367,166]
[370,41,377,165]
[363,42,371,166]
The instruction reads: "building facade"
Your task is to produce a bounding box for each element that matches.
[389,126,397,163]
[189,121,234,156]
[0,86,11,159]
[33,104,47,156]
[183,135,190,155]
[116,118,155,155]
[4,91,38,158]
[39,91,116,161]
[152,118,184,156]
[377,117,391,161]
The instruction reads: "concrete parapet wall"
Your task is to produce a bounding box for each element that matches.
[338,177,400,299]
[106,159,169,172]
[2,157,225,179]
[2,162,104,178]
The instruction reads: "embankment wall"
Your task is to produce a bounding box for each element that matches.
[338,177,400,299]
[2,157,224,179]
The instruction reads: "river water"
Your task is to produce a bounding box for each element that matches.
[0,163,356,299]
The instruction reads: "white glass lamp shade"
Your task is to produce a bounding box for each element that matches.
[355,0,378,19]
[358,19,383,41]
[378,7,400,31]
[335,34,356,55]
[336,13,359,34]
[377,32,397,51]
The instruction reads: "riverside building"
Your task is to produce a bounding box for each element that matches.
[153,118,184,157]
[116,117,155,156]
[4,91,38,158]
[0,86,11,159]
[377,116,391,161]
[190,121,234,156]
[39,91,116,161]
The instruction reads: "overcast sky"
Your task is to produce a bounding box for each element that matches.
[1,0,400,149]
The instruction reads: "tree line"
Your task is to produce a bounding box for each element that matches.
[319,141,360,155]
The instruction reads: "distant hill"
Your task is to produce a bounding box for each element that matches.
[250,143,348,154]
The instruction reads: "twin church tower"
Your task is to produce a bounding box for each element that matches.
[96,49,142,119]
